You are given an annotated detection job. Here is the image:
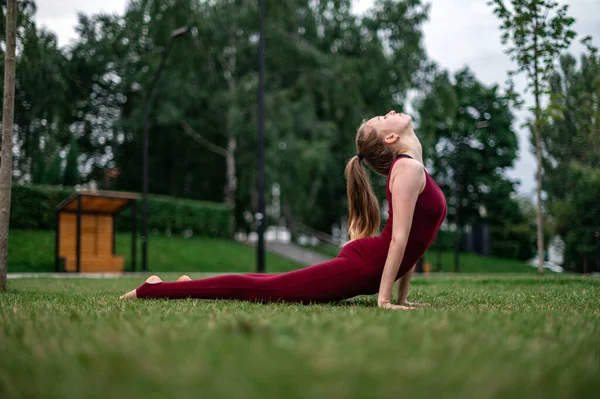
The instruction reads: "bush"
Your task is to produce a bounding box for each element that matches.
[10,185,232,238]
[115,194,232,237]
[10,185,73,230]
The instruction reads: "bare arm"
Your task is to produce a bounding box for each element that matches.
[397,264,415,303]
[396,264,430,307]
[377,159,425,310]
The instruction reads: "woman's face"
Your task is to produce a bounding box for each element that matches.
[366,110,412,136]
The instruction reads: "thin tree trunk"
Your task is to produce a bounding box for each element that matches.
[225,137,237,234]
[453,181,461,273]
[454,224,461,273]
[533,9,545,275]
[0,0,18,291]
[223,22,238,235]
[533,120,545,274]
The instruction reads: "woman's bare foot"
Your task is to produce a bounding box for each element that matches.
[145,275,163,284]
[119,275,163,300]
[177,275,192,282]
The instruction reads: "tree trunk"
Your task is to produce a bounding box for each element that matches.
[533,119,545,274]
[225,137,237,234]
[454,224,461,273]
[0,0,18,291]
[532,6,545,275]
[453,183,461,273]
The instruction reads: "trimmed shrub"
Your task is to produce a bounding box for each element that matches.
[10,185,232,238]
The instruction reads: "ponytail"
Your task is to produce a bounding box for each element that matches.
[344,155,380,242]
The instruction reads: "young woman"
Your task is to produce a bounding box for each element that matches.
[120,110,447,310]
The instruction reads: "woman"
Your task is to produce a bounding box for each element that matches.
[120,111,447,310]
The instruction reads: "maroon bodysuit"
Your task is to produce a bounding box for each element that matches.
[136,155,447,302]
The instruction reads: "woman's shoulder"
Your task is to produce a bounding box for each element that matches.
[389,156,425,179]
[389,157,426,194]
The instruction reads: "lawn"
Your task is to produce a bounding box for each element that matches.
[1,275,598,399]
[7,230,301,273]
[311,243,537,273]
[9,230,538,274]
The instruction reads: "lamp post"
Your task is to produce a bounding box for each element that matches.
[141,26,190,272]
[256,0,266,273]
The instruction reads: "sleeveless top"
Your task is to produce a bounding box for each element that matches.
[341,154,447,279]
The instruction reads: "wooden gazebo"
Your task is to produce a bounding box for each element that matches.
[55,190,139,273]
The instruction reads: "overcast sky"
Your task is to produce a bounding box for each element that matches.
[36,0,600,196]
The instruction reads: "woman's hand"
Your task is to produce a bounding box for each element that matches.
[378,300,414,310]
[399,300,429,308]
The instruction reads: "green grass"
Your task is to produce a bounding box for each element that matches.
[1,275,598,399]
[7,230,301,273]
[311,243,537,273]
[7,230,551,275]
[427,251,537,273]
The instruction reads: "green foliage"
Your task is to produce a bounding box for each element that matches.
[9,185,72,229]
[7,19,68,183]
[489,0,580,272]
[62,135,79,186]
[549,165,600,272]
[9,185,232,238]
[42,152,63,185]
[4,0,431,233]
[417,67,524,261]
[1,276,599,398]
[543,48,600,272]
[116,194,232,238]
[488,0,577,105]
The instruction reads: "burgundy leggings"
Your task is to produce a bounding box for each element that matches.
[136,254,382,303]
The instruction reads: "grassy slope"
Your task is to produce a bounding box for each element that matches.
[1,276,598,399]
[10,230,537,274]
[7,230,301,273]
[311,243,536,273]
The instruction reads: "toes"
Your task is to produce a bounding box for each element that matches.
[177,275,192,282]
[120,289,138,300]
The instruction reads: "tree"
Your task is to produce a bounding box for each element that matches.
[101,0,430,233]
[0,0,18,291]
[488,0,577,273]
[542,44,600,272]
[1,0,430,240]
[418,68,519,271]
[550,165,600,272]
[63,134,80,186]
[44,151,63,186]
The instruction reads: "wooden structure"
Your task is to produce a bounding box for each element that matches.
[55,190,139,273]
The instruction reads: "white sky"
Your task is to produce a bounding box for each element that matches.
[36,0,600,196]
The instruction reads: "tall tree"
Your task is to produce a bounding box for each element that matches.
[543,44,600,272]
[105,0,430,233]
[13,25,66,183]
[44,151,63,186]
[488,0,577,273]
[63,134,80,186]
[418,68,518,271]
[0,0,18,291]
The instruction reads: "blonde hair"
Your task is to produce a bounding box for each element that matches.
[344,122,399,242]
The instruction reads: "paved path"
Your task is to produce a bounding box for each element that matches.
[264,242,331,266]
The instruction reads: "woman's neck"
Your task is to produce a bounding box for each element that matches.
[397,131,423,164]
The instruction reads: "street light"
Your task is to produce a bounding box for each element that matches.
[141,25,190,272]
[256,0,266,273]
